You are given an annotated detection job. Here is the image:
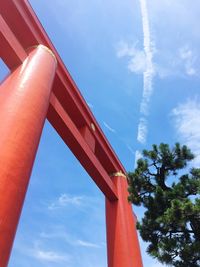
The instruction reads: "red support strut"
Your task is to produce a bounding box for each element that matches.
[106,172,143,267]
[0,45,57,267]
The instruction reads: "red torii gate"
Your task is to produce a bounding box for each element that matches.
[0,1,143,266]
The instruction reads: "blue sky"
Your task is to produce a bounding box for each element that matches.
[1,0,200,266]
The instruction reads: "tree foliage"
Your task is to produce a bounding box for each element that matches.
[128,143,200,266]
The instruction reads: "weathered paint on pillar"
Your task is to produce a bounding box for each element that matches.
[0,45,57,267]
[106,172,143,267]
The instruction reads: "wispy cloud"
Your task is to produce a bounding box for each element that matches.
[103,121,116,133]
[172,98,200,166]
[137,117,148,144]
[40,230,101,249]
[134,0,154,149]
[149,0,200,79]
[139,0,155,116]
[127,145,135,155]
[14,240,71,264]
[134,150,143,168]
[76,240,100,248]
[33,249,70,263]
[47,194,104,217]
[48,194,84,210]
[116,41,146,74]
[116,41,136,58]
[179,45,198,76]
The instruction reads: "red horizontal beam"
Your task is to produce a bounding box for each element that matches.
[0,15,27,69]
[0,0,127,200]
[48,94,118,200]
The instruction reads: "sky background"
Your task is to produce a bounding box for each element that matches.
[1,0,200,266]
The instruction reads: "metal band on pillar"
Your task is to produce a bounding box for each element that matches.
[26,44,57,62]
[110,170,127,178]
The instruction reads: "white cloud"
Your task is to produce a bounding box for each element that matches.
[116,41,136,58]
[137,118,148,144]
[33,249,70,263]
[153,45,199,79]
[128,51,147,74]
[59,194,82,206]
[147,0,200,79]
[48,194,84,210]
[116,41,146,74]
[180,46,193,60]
[76,240,100,248]
[172,98,200,166]
[186,67,196,76]
[14,239,71,264]
[179,46,198,76]
[103,121,116,133]
[40,230,101,249]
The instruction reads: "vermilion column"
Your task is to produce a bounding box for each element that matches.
[106,172,143,267]
[0,45,57,267]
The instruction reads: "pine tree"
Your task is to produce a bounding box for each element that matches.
[128,143,200,266]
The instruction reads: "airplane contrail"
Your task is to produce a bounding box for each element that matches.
[137,0,154,145]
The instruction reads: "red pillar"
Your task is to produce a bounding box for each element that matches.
[106,172,143,267]
[0,45,57,267]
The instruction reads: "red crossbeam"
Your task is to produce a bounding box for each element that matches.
[0,15,26,68]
